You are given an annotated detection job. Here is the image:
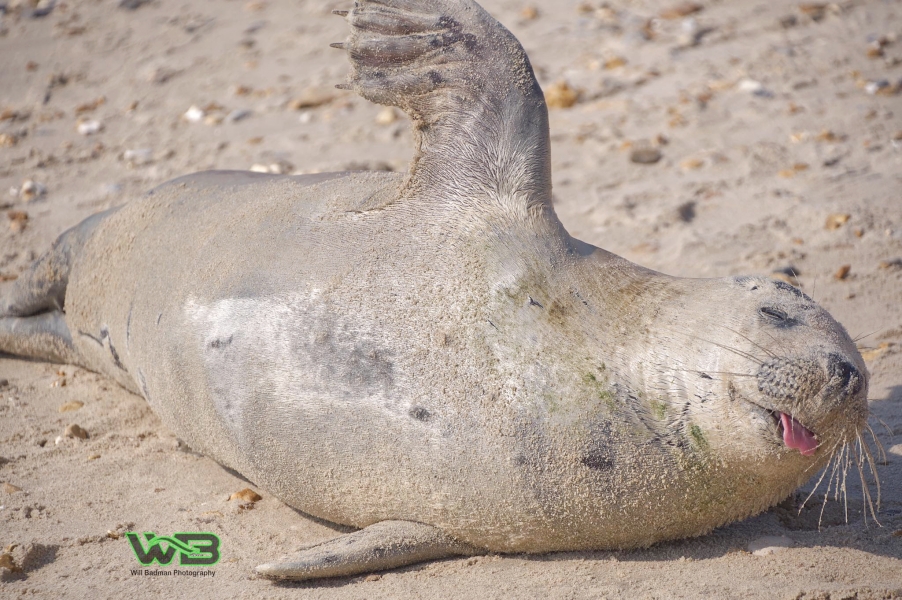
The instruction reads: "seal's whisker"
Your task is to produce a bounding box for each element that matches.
[648,363,755,379]
[858,432,882,509]
[798,425,843,477]
[817,446,843,529]
[852,441,871,526]
[719,326,777,359]
[658,327,766,366]
[759,328,784,353]
[851,329,880,343]
[700,371,755,377]
[685,335,765,366]
[831,446,845,504]
[852,437,881,526]
[799,437,842,510]
[871,416,893,438]
[864,422,888,464]
[841,444,850,523]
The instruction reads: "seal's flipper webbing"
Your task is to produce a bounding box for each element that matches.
[0,312,78,364]
[333,0,552,213]
[254,520,477,580]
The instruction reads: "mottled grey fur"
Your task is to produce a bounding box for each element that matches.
[0,0,869,581]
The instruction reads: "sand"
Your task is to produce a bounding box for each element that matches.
[1,0,901,598]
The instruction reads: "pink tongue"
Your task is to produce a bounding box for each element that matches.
[780,413,818,456]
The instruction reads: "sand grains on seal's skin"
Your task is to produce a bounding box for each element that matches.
[183,293,417,430]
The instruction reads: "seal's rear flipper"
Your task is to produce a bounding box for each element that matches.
[1,208,117,318]
[0,209,117,364]
[0,312,78,364]
[254,520,477,580]
[333,0,552,212]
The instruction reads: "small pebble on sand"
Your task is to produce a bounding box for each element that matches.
[229,488,262,502]
[226,109,251,122]
[183,105,205,122]
[680,158,704,170]
[119,0,152,10]
[0,553,18,571]
[288,88,336,110]
[825,213,850,230]
[76,119,103,135]
[375,107,398,125]
[798,3,828,22]
[7,210,28,233]
[122,148,153,166]
[59,401,84,413]
[630,147,662,164]
[545,81,579,109]
[20,180,46,202]
[75,96,106,114]
[738,79,763,92]
[64,424,89,440]
[659,2,703,20]
[2,483,22,494]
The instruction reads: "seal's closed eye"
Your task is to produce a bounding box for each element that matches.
[759,307,789,323]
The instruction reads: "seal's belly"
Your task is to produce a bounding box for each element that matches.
[158,287,572,542]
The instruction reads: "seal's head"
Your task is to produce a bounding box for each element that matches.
[636,274,869,487]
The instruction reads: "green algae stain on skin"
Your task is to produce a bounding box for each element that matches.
[650,398,666,420]
[582,371,616,411]
[689,424,709,450]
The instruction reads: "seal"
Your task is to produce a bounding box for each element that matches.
[0,0,872,580]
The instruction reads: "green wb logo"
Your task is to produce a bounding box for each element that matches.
[125,532,221,566]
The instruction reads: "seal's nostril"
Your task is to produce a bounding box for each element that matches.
[827,354,863,396]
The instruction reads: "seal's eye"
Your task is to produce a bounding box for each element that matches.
[759,307,788,322]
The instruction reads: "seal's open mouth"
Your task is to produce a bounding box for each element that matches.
[773,412,818,456]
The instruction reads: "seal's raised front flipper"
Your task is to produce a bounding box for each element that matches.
[255,520,478,580]
[333,0,552,213]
